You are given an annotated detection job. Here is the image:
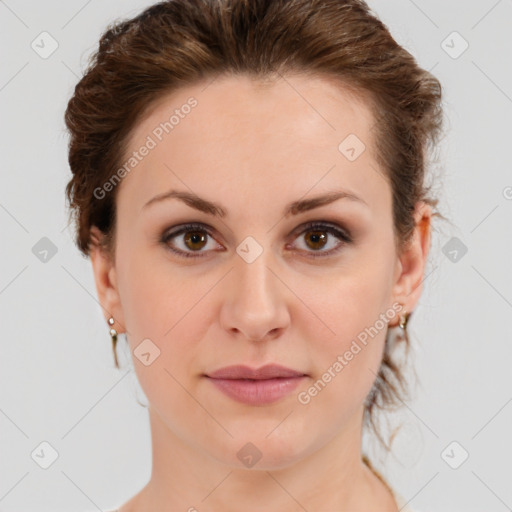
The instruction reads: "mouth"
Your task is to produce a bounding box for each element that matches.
[204,364,308,405]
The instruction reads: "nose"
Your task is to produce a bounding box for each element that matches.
[219,249,290,342]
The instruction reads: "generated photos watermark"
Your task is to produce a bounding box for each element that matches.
[93,96,198,200]
[297,302,403,405]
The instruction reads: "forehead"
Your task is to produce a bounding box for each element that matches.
[117,73,386,215]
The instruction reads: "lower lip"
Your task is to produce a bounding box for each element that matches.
[206,376,306,405]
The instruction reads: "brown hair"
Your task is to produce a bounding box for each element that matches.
[64,0,445,452]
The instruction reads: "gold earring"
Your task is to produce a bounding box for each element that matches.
[108,317,118,344]
[399,310,411,330]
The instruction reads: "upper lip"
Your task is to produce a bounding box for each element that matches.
[206,364,306,380]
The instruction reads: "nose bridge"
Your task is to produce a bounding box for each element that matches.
[238,248,275,304]
[220,242,289,340]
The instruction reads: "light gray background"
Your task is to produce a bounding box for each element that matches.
[1,1,511,511]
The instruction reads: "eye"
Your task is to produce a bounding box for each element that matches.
[161,223,222,259]
[161,221,352,259]
[289,221,352,259]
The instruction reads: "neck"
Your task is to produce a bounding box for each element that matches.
[121,405,397,512]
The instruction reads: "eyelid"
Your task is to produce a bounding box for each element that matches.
[290,220,352,242]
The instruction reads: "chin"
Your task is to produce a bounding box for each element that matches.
[208,430,309,471]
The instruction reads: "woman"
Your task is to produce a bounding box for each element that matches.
[64,0,444,510]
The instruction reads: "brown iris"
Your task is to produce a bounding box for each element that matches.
[184,230,207,251]
[304,229,328,251]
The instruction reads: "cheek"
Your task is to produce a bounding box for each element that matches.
[116,245,213,378]
[116,250,208,425]
[117,242,191,336]
[298,301,388,429]
[309,263,390,344]
[298,259,393,408]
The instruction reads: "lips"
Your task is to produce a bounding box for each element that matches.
[206,364,306,380]
[205,364,307,405]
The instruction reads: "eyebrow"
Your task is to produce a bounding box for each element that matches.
[142,188,368,217]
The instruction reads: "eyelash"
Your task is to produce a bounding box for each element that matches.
[160,221,352,259]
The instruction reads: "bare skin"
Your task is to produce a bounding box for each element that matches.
[90,73,431,512]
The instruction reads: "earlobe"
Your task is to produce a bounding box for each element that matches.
[89,226,125,331]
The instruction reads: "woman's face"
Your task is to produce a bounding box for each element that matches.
[91,73,430,469]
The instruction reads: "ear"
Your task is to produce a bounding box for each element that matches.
[89,226,125,332]
[390,201,432,326]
